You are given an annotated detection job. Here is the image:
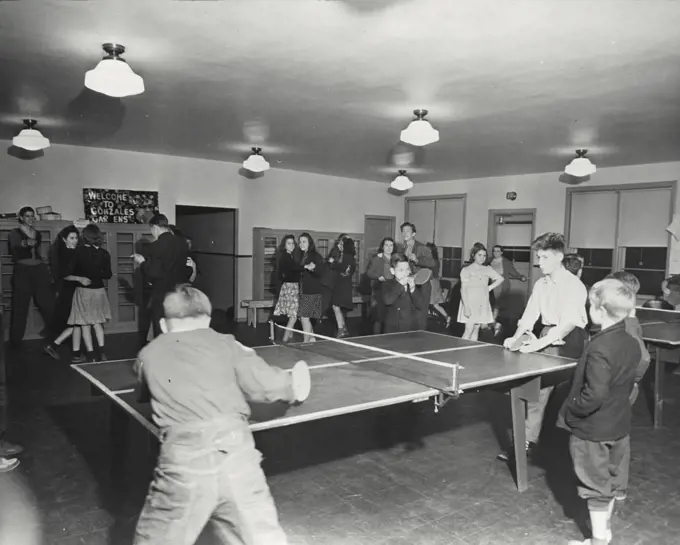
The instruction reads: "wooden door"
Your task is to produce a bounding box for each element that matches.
[363,216,395,266]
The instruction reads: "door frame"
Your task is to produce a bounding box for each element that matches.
[487,208,537,286]
[175,205,240,318]
[363,214,396,252]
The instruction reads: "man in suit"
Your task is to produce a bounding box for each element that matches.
[397,222,436,329]
[133,214,192,338]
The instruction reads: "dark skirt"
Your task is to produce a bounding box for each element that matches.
[299,292,323,319]
[331,273,354,311]
[52,282,77,333]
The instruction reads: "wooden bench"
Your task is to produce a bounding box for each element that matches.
[241,294,371,328]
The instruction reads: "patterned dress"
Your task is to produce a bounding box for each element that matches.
[457,264,503,324]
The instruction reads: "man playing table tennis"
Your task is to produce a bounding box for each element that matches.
[132,285,310,545]
[499,232,588,462]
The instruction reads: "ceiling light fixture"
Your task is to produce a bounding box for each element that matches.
[565,149,596,177]
[243,147,270,173]
[12,119,50,151]
[85,43,145,98]
[400,109,439,147]
[390,170,414,191]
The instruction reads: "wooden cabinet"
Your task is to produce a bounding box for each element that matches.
[1,220,152,340]
[252,227,364,300]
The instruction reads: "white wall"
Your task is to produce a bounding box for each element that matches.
[0,143,402,316]
[406,161,680,273]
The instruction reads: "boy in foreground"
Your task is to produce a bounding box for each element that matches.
[133,285,310,545]
[382,253,426,333]
[559,279,641,545]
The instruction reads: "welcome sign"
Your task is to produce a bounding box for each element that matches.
[83,188,159,224]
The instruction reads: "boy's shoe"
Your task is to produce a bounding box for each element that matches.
[98,351,108,362]
[71,354,86,364]
[44,344,61,360]
[0,457,20,473]
[0,440,23,457]
[496,441,539,464]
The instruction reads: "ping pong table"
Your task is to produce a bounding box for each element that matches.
[72,330,577,493]
[637,306,680,428]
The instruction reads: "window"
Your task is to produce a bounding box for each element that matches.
[566,185,674,295]
[406,196,465,279]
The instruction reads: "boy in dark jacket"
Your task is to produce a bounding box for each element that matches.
[559,278,641,545]
[382,253,425,333]
[607,271,650,409]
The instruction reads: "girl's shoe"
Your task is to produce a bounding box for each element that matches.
[71,353,86,364]
[445,316,452,328]
[337,327,349,339]
[44,344,61,360]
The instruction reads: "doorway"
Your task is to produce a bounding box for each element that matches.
[487,209,536,317]
[175,205,238,322]
[363,215,396,264]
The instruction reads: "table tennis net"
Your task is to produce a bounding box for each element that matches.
[270,323,460,394]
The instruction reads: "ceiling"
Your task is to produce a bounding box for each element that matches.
[1,0,680,183]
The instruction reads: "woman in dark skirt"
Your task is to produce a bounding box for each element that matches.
[273,234,303,342]
[298,232,325,342]
[365,237,395,334]
[44,225,82,360]
[328,236,357,338]
[68,224,112,362]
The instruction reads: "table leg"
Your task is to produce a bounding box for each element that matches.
[509,377,540,493]
[109,402,131,513]
[654,346,665,429]
[248,308,256,328]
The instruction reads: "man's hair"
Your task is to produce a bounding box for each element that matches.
[607,271,640,295]
[562,253,583,276]
[149,213,169,227]
[390,253,409,268]
[589,278,635,320]
[400,222,416,233]
[163,284,212,319]
[531,232,565,253]
[18,206,35,217]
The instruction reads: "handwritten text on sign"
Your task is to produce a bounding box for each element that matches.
[83,188,159,224]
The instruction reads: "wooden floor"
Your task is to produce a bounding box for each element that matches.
[1,317,679,544]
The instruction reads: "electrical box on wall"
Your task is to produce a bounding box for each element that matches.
[506,192,517,201]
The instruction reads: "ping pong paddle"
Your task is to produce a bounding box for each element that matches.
[291,361,311,402]
[413,268,432,286]
[508,332,537,352]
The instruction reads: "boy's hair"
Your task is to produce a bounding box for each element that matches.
[81,223,104,246]
[589,278,635,320]
[163,284,212,319]
[400,222,416,233]
[562,253,583,276]
[149,213,169,227]
[390,253,409,268]
[607,271,640,295]
[531,232,565,253]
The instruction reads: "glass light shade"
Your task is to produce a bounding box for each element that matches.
[243,153,270,173]
[85,58,145,98]
[12,128,50,151]
[565,157,596,177]
[400,119,439,146]
[390,174,414,191]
